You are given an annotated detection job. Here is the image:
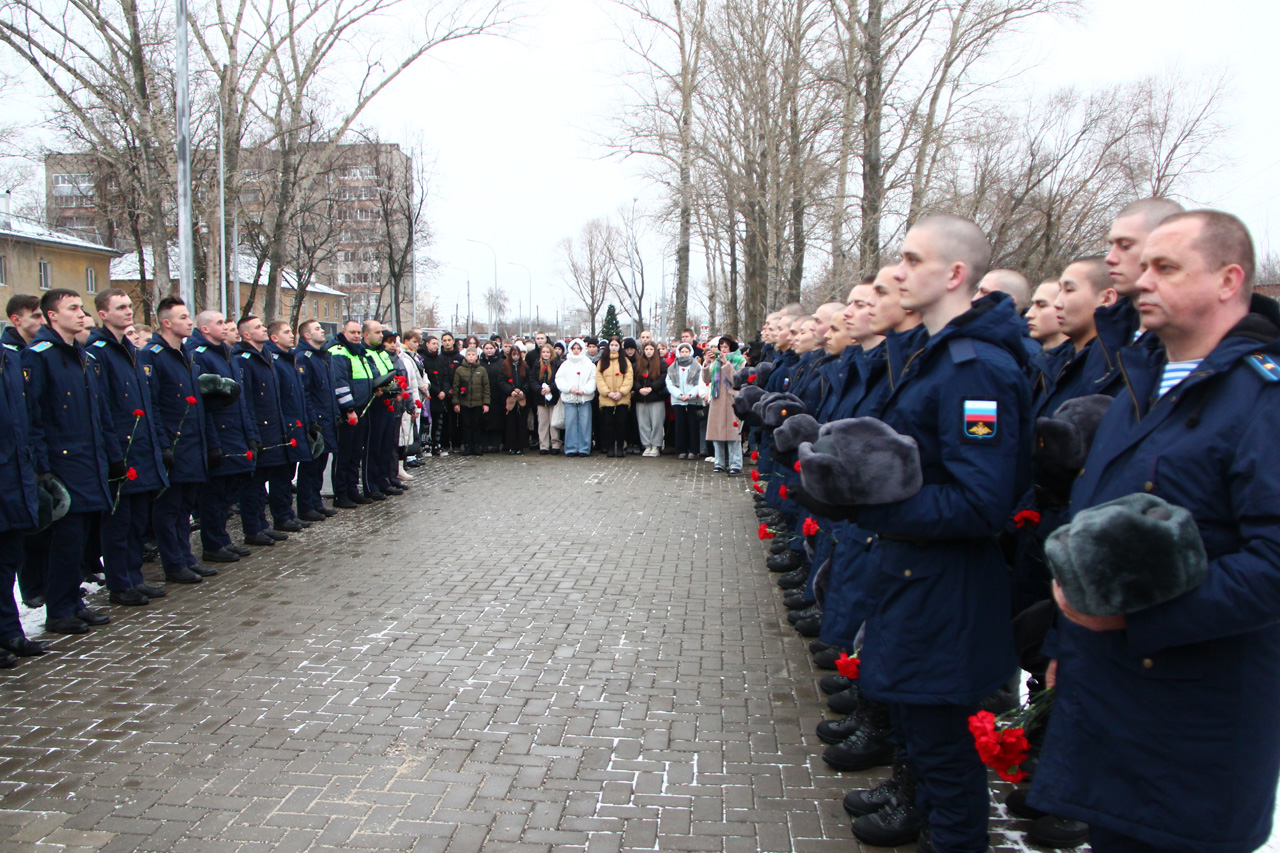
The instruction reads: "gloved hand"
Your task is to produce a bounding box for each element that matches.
[108,459,128,481]
[309,422,321,439]
[207,447,224,470]
[161,448,175,469]
[38,471,54,490]
[249,440,263,457]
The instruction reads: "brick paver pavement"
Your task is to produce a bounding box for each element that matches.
[0,454,1082,852]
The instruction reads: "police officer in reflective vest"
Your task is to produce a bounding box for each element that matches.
[328,320,373,507]
[23,289,121,635]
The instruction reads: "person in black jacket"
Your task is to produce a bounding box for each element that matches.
[633,341,668,456]
[419,335,454,456]
[531,343,562,454]
[480,340,505,453]
[499,345,529,454]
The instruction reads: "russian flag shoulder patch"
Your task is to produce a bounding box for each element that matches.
[963,399,998,439]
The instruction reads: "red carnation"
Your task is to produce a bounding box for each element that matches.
[295,420,302,428]
[757,523,774,540]
[803,517,819,537]
[751,450,759,462]
[460,387,467,394]
[395,376,408,389]
[414,400,423,409]
[779,484,788,500]
[834,653,860,680]
[401,392,411,400]
[794,460,802,473]
[125,467,138,481]
[346,412,357,425]
[642,373,649,379]
[1013,510,1042,529]
[750,470,760,482]
[733,420,739,427]
[246,450,254,461]
[185,396,197,405]
[290,438,298,447]
[753,483,764,494]
[132,408,145,418]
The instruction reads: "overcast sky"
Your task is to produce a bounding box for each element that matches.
[357,0,1279,331]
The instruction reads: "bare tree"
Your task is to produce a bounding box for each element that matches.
[559,218,612,336]
[483,284,508,329]
[605,207,649,333]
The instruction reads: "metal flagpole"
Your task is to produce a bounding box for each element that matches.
[217,91,226,315]
[175,0,194,307]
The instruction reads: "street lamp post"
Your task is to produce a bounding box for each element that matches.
[466,238,497,332]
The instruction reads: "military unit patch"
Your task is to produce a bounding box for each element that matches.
[1246,353,1280,383]
[963,399,998,438]
[142,365,152,376]
[30,341,51,353]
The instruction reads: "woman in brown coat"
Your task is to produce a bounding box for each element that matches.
[594,338,634,458]
[701,335,745,474]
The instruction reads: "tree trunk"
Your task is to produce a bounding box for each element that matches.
[858,0,884,277]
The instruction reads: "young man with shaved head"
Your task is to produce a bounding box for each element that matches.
[1031,210,1280,853]
[834,215,1031,853]
[1025,279,1067,351]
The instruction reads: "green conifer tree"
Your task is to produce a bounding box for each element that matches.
[601,304,621,340]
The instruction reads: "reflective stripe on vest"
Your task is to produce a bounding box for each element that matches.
[367,349,394,374]
[329,345,371,379]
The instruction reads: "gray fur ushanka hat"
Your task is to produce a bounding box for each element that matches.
[797,417,922,506]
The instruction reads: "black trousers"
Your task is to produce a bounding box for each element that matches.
[297,451,330,514]
[200,473,246,552]
[335,414,370,500]
[598,405,627,451]
[154,482,199,573]
[0,531,26,637]
[102,490,150,590]
[672,406,701,455]
[458,406,485,454]
[503,405,527,451]
[364,406,396,494]
[46,512,90,620]
[18,530,48,605]
[268,462,298,522]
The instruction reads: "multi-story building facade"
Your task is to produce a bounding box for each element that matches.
[45,141,414,325]
[0,194,120,317]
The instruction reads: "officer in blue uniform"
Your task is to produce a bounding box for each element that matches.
[23,289,120,635]
[187,310,259,555]
[144,296,217,578]
[294,319,340,521]
[87,289,171,601]
[328,321,373,507]
[234,316,292,544]
[852,217,1030,853]
[1032,211,1280,853]
[3,294,47,608]
[264,320,313,531]
[0,323,46,663]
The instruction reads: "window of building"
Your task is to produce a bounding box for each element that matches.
[85,266,96,293]
[0,256,6,286]
[311,298,318,317]
[322,300,329,319]
[38,260,51,290]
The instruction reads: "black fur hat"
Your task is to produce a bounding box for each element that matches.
[1045,492,1207,617]
[753,361,775,386]
[762,395,806,429]
[773,413,820,453]
[198,373,241,409]
[797,417,922,506]
[734,384,766,421]
[732,365,753,390]
[33,476,71,534]
[1034,395,1112,495]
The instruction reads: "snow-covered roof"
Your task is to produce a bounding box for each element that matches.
[110,246,345,297]
[0,214,120,256]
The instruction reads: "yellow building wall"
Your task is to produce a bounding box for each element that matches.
[0,237,115,306]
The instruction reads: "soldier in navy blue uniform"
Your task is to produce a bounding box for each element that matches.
[0,323,47,664]
[188,311,260,556]
[1032,211,1280,853]
[87,289,172,602]
[234,316,293,544]
[4,294,47,608]
[23,290,120,634]
[143,296,218,579]
[294,319,340,521]
[850,217,1030,853]
[264,321,313,531]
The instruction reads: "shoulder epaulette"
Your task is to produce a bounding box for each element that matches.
[30,341,51,353]
[948,337,978,364]
[92,340,107,348]
[195,345,207,353]
[1245,352,1280,383]
[240,351,252,359]
[3,343,18,351]
[149,344,164,353]
[303,350,313,358]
